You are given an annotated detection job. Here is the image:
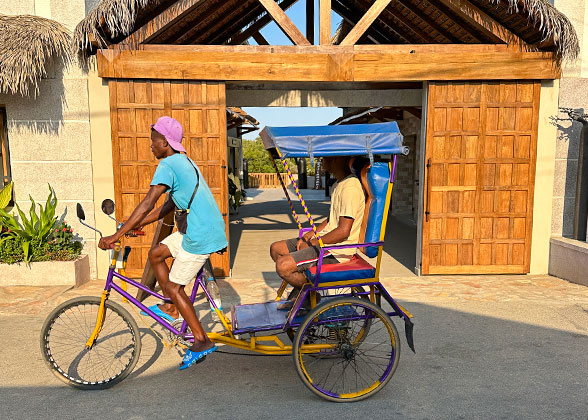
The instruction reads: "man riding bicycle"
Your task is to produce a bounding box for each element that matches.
[98,116,227,370]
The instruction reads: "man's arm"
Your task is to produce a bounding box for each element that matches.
[302,216,353,247]
[98,184,168,249]
[137,195,176,228]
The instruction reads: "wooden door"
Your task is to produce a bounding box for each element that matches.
[109,80,229,278]
[422,81,539,274]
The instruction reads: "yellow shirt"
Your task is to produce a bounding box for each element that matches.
[320,175,365,261]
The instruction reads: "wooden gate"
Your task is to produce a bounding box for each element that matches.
[422,81,539,274]
[109,80,229,277]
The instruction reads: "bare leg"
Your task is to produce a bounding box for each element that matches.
[166,282,214,352]
[270,239,292,262]
[276,255,308,289]
[148,244,179,318]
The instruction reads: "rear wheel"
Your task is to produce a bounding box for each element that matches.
[293,297,400,402]
[40,296,141,390]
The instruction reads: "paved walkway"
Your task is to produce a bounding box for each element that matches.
[1,188,588,419]
[1,186,588,316]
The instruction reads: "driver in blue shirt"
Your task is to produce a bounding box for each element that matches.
[98,116,227,370]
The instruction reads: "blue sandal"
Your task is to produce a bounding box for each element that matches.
[179,345,217,370]
[140,304,177,323]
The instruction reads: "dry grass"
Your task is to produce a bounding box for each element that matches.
[0,14,72,97]
[491,0,580,60]
[74,0,579,61]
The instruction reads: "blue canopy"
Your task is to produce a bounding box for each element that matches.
[259,122,408,160]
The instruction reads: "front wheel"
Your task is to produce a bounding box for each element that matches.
[40,296,142,390]
[293,297,400,402]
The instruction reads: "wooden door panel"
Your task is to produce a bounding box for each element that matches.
[110,80,229,278]
[422,81,539,275]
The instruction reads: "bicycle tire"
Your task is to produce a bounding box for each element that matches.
[40,296,142,390]
[293,296,400,402]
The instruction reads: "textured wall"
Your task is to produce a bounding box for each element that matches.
[393,113,421,221]
[552,0,588,237]
[0,1,98,276]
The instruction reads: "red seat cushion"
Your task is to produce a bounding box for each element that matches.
[306,254,376,283]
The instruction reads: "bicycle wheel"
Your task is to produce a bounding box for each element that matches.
[293,297,400,402]
[40,296,142,390]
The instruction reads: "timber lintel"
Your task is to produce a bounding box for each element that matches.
[97,45,560,82]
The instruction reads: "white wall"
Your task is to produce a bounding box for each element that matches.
[0,1,99,276]
[551,0,588,237]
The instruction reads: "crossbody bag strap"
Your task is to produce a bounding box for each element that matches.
[185,157,200,212]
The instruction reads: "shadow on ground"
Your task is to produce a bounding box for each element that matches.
[5,302,588,419]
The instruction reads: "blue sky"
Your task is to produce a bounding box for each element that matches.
[242,1,343,140]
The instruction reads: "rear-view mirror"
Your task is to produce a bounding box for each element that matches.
[101,199,115,215]
[76,203,86,221]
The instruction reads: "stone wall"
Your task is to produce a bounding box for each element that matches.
[552,0,588,237]
[393,113,421,222]
[0,0,98,277]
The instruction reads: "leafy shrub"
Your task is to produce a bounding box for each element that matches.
[0,186,83,264]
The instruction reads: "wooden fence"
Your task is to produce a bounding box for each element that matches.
[248,172,292,188]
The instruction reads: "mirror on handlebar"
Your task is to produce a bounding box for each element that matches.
[76,203,86,221]
[101,199,115,216]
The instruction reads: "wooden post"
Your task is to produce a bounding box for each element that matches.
[319,0,331,45]
[306,0,315,45]
[136,211,175,302]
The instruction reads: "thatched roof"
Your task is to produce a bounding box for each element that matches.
[0,14,72,97]
[485,0,579,60]
[74,0,156,54]
[74,0,579,61]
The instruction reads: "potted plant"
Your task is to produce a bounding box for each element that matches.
[0,183,90,286]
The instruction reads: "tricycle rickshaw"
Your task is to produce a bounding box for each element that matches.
[40,121,415,402]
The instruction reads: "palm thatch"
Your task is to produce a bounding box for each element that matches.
[490,0,579,60]
[74,0,156,53]
[74,0,579,61]
[0,14,72,97]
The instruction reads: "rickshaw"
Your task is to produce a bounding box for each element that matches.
[40,121,415,402]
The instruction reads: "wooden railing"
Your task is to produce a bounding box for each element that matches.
[248,172,292,188]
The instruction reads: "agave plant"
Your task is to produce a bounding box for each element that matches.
[0,184,58,263]
[0,181,12,209]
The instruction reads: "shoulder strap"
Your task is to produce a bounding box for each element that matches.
[185,156,200,212]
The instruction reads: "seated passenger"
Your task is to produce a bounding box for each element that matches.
[270,156,365,310]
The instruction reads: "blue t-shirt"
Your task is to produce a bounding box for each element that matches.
[151,154,228,255]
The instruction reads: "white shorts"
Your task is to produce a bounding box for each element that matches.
[161,232,210,286]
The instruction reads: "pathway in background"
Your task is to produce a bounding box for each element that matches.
[230,187,417,280]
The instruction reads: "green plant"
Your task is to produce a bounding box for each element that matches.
[0,181,13,209]
[0,184,58,263]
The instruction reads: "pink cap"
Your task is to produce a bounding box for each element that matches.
[151,116,185,153]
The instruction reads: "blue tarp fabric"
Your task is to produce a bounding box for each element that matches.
[259,122,408,159]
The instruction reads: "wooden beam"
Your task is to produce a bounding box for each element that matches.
[306,0,315,44]
[356,0,435,43]
[394,0,461,43]
[332,2,403,44]
[98,47,560,82]
[252,31,269,45]
[319,0,331,45]
[340,0,393,46]
[123,0,201,46]
[436,0,525,45]
[230,0,299,45]
[181,0,260,45]
[258,0,310,45]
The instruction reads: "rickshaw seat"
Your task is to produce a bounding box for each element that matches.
[305,160,391,284]
[306,254,375,283]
